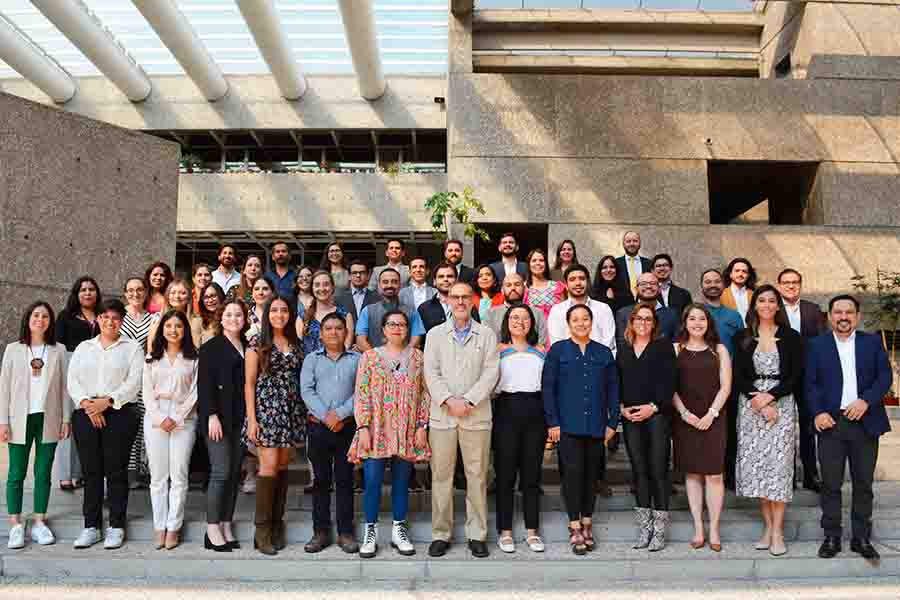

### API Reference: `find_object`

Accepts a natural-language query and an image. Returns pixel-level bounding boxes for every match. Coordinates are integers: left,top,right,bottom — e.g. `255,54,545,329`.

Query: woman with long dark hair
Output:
1,302,69,549
199,299,249,552
244,295,305,555
672,303,732,552
191,263,213,314
193,282,225,346
246,275,275,348
321,241,350,291
54,275,101,491
525,249,566,322
550,239,578,281
493,304,546,554
145,262,174,315
121,277,154,489
475,264,503,320
618,303,677,551
734,285,800,556
294,265,315,312
143,310,199,550
591,255,634,314
232,254,263,305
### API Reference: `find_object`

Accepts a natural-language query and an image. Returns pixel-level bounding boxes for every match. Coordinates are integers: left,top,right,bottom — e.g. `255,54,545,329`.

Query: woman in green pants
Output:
0,301,71,549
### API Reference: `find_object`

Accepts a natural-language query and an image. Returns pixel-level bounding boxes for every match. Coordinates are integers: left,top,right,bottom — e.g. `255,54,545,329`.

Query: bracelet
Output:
708,407,720,418
356,425,369,432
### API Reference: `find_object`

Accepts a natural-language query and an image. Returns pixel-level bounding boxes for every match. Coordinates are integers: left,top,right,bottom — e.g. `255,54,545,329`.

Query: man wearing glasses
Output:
336,259,381,326
614,273,679,351
777,268,827,492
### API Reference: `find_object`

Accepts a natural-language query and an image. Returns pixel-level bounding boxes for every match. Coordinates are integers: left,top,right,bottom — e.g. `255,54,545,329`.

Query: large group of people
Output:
0,231,891,563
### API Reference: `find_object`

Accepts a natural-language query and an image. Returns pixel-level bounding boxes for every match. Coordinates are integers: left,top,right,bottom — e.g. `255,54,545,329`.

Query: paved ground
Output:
2,577,900,599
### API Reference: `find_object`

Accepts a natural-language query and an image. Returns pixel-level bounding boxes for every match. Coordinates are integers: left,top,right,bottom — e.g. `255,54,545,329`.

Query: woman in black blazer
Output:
732,285,802,557
198,298,249,552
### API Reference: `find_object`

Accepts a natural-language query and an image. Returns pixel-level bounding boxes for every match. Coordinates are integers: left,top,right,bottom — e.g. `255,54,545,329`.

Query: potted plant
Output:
180,153,203,173
425,186,490,242
851,269,900,397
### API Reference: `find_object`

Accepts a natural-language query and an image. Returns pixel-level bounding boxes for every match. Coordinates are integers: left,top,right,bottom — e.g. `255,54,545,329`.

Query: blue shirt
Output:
706,304,743,358
542,339,620,439
299,348,360,421
265,268,297,299
356,303,426,338
453,319,473,344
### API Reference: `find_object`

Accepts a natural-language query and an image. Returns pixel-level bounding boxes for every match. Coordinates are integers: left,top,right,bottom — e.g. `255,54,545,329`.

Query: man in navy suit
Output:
806,294,892,560
489,232,528,285
615,231,652,296
443,239,476,287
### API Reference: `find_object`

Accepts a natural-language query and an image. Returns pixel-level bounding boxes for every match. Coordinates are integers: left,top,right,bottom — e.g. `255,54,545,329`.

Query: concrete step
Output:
2,539,898,583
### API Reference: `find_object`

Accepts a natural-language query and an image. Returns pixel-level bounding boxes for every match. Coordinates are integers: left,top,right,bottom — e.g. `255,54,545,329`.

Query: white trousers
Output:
144,419,196,532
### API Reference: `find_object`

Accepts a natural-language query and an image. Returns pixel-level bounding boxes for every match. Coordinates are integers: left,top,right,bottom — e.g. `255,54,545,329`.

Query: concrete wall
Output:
178,172,447,233
0,74,448,132
0,92,179,350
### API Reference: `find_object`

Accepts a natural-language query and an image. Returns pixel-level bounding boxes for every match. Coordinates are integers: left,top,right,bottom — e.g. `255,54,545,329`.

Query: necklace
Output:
29,344,47,376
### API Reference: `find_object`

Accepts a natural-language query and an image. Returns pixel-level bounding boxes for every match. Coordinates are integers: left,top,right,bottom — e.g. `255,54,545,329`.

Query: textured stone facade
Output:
0,92,179,350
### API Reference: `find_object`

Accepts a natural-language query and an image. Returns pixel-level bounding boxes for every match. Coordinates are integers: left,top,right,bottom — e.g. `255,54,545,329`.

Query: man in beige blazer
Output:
424,282,499,559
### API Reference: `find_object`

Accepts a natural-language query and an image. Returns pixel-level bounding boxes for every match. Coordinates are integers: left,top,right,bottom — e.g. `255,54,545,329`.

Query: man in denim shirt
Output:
299,312,360,554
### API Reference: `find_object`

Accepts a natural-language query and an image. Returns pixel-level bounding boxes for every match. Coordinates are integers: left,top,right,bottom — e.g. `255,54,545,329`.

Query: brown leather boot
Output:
271,470,289,550
253,476,277,555
304,530,332,553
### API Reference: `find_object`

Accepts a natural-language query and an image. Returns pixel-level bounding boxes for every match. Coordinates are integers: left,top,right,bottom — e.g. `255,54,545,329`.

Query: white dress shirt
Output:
142,352,199,428
212,267,241,294
503,257,518,278
834,332,859,410
784,301,802,334
731,284,750,324
28,344,48,414
67,336,144,410
351,285,368,317
409,281,431,309
546,298,617,356
626,255,645,281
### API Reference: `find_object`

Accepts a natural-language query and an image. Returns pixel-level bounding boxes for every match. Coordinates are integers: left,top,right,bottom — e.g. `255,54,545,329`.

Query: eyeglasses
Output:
780,280,801,286
204,295,219,302
637,282,659,288
633,316,654,323
385,322,408,329
448,294,471,302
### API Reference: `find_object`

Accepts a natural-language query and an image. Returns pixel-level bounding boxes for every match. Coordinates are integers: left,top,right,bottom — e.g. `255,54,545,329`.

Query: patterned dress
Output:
246,306,263,349
527,280,566,321
244,346,306,448
121,310,153,476
347,347,431,464
736,349,795,502
297,303,349,356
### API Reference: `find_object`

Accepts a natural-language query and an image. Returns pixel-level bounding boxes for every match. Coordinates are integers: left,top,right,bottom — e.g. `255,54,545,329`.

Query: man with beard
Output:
651,253,692,318
369,239,410,291
211,244,241,295
808,295,891,560
484,273,548,348
699,268,745,490
547,265,616,354
721,258,757,326
265,241,297,299
443,239,476,287
356,268,424,351
419,263,479,339
615,231,652,296
489,233,528,285
614,273,678,350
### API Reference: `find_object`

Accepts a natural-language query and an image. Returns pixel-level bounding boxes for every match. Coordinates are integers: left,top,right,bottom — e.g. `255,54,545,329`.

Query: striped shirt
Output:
496,346,545,393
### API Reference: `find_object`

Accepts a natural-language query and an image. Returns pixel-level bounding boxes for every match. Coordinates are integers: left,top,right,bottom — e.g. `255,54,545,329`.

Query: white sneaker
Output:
526,534,545,553
391,520,415,556
7,524,25,549
30,522,56,545
103,527,125,549
73,527,102,549
360,523,378,558
497,534,515,554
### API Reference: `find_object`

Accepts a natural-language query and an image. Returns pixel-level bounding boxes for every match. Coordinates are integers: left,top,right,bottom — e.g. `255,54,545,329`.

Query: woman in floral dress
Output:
349,309,430,558
525,249,566,326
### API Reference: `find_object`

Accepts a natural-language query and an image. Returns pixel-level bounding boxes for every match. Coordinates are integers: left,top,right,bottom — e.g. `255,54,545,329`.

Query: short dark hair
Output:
385,238,405,249
651,253,673,269
97,298,126,318
777,268,803,284
18,301,56,346
149,309,198,361
700,268,723,285
432,261,457,282
271,241,290,253
500,305,539,346
498,232,517,244
348,258,369,272
217,244,237,257
829,294,860,312
320,311,347,329
409,256,428,268
443,239,463,253
564,264,590,282
566,303,593,323
379,267,401,282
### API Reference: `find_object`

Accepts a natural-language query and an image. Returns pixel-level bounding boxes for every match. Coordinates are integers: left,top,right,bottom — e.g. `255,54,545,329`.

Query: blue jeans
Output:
363,457,413,523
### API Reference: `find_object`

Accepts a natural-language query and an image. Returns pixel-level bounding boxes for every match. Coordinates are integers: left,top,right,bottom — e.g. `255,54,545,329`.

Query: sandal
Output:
568,526,587,556
581,520,595,552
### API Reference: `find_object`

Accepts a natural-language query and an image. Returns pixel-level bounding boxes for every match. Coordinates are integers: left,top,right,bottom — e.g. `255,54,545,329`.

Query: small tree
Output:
425,187,490,242
852,269,900,396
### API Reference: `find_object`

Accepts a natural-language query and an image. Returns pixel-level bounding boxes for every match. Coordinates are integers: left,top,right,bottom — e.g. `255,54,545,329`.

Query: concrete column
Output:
236,0,306,100
336,0,386,100
0,13,75,103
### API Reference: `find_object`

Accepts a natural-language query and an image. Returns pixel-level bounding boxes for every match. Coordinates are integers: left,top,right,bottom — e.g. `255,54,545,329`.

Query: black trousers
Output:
818,416,879,539
796,389,820,482
492,392,545,532
622,413,671,510
72,405,139,529
558,433,605,522
307,422,355,535
206,425,243,524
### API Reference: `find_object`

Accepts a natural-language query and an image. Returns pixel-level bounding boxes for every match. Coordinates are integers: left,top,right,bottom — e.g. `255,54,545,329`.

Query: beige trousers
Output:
429,427,491,542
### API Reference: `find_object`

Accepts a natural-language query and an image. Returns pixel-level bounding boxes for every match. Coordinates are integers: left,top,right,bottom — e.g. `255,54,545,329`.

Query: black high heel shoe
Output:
226,540,241,550
205,533,232,552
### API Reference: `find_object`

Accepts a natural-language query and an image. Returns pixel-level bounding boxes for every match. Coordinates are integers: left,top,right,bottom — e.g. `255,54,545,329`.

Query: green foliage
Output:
851,269,900,334
424,187,490,242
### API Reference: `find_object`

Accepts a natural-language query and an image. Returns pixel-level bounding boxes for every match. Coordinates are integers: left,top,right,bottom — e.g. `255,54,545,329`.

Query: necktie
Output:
629,257,638,295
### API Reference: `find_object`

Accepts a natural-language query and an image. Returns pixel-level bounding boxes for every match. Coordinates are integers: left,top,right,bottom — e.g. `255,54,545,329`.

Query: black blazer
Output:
664,283,693,317
733,325,802,401
615,255,653,286
457,264,477,287
198,335,246,436
336,287,381,323
489,260,528,285
798,299,826,339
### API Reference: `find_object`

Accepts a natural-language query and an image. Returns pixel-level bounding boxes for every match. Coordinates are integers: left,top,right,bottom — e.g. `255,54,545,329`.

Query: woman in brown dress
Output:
672,303,732,553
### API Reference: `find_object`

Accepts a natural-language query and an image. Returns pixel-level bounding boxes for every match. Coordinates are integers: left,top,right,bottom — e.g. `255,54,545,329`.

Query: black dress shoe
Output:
227,540,241,550
204,534,232,552
851,538,880,560
428,540,450,557
468,539,489,558
803,477,823,493
818,536,842,558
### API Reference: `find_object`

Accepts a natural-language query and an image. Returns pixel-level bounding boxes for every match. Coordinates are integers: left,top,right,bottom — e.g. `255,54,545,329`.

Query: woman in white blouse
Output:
0,302,70,549
143,310,199,550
